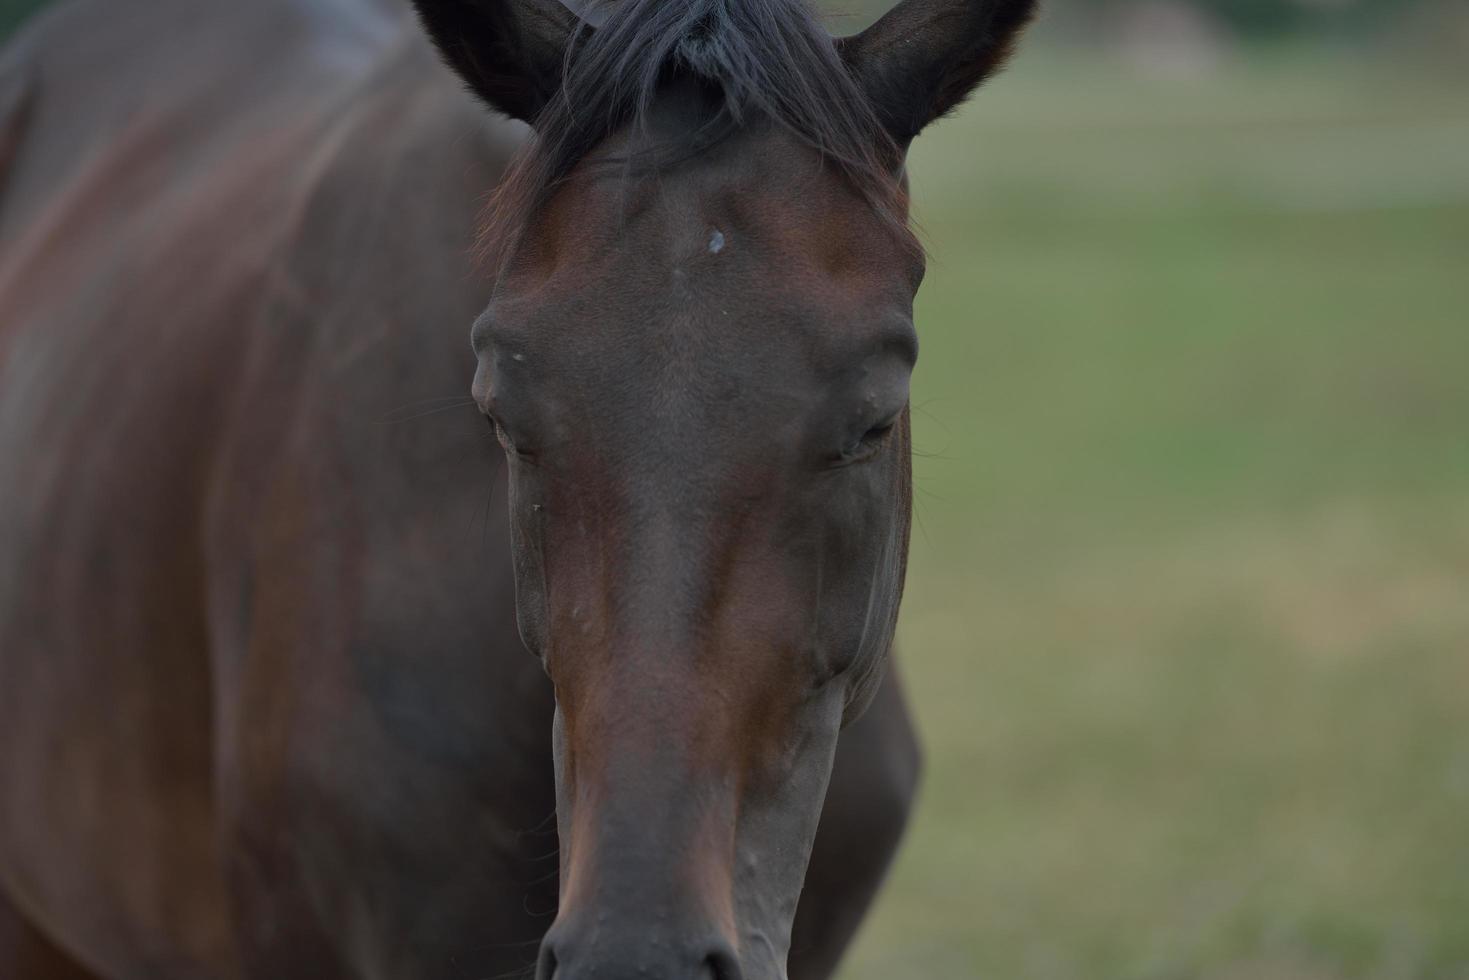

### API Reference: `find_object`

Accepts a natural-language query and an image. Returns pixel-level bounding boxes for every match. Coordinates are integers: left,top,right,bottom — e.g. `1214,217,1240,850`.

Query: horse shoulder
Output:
0,2,530,976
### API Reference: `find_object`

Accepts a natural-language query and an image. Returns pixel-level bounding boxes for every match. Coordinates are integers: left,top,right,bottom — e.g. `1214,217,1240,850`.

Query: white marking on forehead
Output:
708,228,726,254
512,353,526,362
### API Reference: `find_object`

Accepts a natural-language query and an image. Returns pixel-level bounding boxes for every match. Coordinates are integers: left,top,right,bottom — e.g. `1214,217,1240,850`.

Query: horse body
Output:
0,2,564,975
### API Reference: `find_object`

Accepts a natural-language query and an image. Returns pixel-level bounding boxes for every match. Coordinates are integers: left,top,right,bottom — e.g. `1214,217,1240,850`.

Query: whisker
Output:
391,394,480,408
522,865,562,887
376,397,479,425
523,893,559,918
518,808,559,838
912,494,934,549
473,956,541,980
478,462,504,551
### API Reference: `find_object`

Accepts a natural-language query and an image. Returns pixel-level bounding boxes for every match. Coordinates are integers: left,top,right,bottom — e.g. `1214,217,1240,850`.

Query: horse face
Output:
471,110,919,975
415,0,1037,973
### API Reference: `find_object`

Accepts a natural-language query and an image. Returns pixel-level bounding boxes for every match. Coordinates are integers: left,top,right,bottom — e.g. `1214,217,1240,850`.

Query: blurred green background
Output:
5,0,1468,978
830,3,1469,979
0,0,45,38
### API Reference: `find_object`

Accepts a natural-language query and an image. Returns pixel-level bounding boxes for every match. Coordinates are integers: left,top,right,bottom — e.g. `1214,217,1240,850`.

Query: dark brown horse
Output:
0,0,1035,977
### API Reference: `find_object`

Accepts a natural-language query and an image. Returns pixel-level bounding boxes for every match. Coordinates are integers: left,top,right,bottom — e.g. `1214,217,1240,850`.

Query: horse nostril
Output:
705,944,744,980
539,927,738,980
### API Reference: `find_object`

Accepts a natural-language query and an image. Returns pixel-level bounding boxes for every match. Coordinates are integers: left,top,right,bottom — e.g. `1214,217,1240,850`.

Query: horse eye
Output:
837,418,898,464
862,420,897,445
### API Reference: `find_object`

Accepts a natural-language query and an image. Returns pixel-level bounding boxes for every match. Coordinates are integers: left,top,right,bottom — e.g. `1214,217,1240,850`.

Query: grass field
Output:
842,46,1469,980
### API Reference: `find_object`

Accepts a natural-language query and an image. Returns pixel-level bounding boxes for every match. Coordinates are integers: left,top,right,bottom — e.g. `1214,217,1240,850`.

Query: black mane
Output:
481,0,912,264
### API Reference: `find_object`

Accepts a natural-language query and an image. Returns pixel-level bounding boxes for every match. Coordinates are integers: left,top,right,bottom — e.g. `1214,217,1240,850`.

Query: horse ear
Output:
839,0,1039,145
412,0,585,124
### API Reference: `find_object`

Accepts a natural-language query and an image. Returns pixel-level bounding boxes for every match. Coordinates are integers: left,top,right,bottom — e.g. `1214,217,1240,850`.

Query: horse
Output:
0,0,1036,976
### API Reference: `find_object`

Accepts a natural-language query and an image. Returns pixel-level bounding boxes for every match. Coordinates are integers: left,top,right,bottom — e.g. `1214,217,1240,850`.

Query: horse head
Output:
411,0,1037,975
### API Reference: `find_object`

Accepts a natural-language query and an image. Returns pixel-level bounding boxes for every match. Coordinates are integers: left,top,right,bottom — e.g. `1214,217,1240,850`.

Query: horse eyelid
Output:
834,418,898,466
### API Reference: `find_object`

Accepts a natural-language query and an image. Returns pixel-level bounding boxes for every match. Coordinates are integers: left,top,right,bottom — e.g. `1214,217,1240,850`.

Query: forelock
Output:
478,0,916,272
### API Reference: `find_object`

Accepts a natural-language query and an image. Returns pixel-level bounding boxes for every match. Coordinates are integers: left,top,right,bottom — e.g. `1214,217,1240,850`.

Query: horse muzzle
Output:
537,925,745,980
